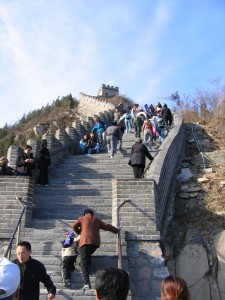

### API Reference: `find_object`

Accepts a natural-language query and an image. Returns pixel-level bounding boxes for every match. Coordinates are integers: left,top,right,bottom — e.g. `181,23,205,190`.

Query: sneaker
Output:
82,283,91,290
63,279,71,288
109,156,113,159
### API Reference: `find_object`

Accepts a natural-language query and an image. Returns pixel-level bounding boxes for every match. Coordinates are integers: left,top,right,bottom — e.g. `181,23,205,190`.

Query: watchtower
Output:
97,84,119,97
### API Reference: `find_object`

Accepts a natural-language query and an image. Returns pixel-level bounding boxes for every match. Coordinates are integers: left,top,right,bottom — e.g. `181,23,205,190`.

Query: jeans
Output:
97,132,105,145
156,128,165,143
124,119,131,133
134,125,141,138
88,144,100,154
117,138,122,150
106,135,117,157
143,130,152,150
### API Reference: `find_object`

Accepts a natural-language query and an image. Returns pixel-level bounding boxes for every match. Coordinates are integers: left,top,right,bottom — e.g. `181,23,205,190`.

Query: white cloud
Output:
0,0,225,127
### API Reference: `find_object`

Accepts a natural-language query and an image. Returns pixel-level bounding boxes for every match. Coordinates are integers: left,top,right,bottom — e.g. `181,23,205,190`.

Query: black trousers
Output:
132,165,145,178
38,163,48,185
62,256,77,279
79,244,98,285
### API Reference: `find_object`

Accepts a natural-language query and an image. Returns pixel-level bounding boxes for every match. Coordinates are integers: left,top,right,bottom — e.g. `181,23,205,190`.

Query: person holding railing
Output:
71,209,119,290
129,138,154,179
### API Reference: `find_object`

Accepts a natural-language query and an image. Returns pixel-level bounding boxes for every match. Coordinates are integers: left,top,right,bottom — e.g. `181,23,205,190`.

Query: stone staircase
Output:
15,132,156,299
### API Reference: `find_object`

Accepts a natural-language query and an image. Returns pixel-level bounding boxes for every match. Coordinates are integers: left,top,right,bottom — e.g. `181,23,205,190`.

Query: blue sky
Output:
0,0,225,127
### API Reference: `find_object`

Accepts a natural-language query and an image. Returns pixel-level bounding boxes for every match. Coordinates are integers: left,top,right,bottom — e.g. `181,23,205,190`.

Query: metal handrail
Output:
4,197,25,259
116,199,131,269
191,125,206,168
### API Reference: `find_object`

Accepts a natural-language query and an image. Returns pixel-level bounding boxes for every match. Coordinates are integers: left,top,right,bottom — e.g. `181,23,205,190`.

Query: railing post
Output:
116,199,131,269
117,207,122,269
4,197,25,259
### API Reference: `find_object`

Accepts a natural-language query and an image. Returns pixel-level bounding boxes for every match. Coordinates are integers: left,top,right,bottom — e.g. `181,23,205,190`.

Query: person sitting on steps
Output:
87,133,100,154
79,134,89,154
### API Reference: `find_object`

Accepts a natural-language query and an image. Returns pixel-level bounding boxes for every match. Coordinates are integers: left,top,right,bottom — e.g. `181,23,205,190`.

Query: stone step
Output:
20,228,121,240
30,219,115,227
47,173,134,179
34,179,112,185
35,183,112,190
31,212,114,220
40,289,96,300
34,190,112,197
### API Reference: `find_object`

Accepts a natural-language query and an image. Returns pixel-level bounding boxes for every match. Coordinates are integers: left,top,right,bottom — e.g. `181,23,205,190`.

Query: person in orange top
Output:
142,119,153,151
71,209,119,290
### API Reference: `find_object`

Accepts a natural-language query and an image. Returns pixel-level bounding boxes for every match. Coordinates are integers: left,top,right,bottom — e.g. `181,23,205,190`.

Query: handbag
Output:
128,159,132,166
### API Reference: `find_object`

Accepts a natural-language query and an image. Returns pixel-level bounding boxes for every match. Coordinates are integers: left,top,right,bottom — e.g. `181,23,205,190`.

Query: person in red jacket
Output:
71,209,119,290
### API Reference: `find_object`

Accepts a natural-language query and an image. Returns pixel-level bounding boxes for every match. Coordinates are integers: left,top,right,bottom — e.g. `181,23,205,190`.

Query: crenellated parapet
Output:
98,84,119,97
6,109,114,170
78,92,115,118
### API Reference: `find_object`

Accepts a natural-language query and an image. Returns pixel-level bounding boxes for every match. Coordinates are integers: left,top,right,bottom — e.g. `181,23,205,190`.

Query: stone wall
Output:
112,179,164,300
6,112,112,170
0,177,34,238
1,110,113,247
78,92,115,118
111,115,185,300
147,115,185,235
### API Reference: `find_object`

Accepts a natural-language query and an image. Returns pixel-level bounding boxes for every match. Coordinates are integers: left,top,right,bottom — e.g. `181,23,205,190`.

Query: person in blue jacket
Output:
91,117,107,145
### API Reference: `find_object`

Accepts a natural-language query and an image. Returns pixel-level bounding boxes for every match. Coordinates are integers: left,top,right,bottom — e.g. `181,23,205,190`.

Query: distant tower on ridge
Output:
97,84,119,97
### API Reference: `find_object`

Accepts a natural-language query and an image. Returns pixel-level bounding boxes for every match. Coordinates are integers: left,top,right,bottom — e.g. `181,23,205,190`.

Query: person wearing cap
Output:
129,138,154,178
13,241,56,300
71,209,119,290
61,230,80,288
0,257,20,300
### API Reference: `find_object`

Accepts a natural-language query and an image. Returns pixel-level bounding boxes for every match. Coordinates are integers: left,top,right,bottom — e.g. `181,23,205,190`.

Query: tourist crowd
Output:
0,101,183,300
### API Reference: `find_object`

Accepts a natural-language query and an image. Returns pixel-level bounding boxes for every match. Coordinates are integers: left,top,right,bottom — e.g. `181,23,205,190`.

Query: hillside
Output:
163,120,225,264
0,94,132,156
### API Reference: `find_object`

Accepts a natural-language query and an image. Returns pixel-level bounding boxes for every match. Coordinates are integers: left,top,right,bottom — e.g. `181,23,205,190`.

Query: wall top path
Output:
78,92,115,118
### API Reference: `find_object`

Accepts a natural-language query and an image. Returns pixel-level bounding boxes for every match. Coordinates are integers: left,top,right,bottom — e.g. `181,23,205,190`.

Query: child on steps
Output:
61,230,80,288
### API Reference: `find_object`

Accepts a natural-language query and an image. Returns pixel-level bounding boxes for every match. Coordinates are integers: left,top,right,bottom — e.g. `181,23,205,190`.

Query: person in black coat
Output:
16,145,36,176
162,103,173,126
13,241,56,300
130,138,154,178
38,139,51,186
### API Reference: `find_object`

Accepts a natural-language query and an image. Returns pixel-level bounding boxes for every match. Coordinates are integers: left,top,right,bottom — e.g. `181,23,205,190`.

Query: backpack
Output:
133,115,143,126
158,118,165,128
125,113,131,120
